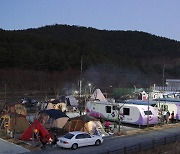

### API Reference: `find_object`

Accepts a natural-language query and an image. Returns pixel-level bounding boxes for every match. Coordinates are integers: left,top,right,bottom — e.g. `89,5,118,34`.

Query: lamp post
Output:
88,83,92,95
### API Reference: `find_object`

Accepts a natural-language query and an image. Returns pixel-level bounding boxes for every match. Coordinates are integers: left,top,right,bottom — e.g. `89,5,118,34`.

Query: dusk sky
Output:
0,0,180,41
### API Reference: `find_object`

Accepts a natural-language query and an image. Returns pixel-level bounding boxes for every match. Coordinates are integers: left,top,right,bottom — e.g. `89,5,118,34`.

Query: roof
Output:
166,79,180,82
41,109,69,119
125,99,156,106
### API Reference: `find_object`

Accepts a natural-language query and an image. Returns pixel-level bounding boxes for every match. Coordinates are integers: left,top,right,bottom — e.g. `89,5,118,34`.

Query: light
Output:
5,122,8,128
63,141,68,144
74,90,78,94
88,83,92,94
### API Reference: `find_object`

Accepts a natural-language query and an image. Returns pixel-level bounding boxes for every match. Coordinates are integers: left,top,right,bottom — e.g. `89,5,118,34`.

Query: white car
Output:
57,131,103,150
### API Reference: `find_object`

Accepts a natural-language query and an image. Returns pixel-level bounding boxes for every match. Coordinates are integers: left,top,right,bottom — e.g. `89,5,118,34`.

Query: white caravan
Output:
86,89,158,125
85,100,158,126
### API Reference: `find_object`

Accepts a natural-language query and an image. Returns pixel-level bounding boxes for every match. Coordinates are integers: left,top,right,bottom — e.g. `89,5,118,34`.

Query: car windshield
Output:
63,133,74,139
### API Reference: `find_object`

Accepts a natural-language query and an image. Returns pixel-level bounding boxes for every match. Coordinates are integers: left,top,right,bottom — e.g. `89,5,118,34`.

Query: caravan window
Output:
123,108,130,115
144,111,152,115
106,106,111,113
161,105,168,111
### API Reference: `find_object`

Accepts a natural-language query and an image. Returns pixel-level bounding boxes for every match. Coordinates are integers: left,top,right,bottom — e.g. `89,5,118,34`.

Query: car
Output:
57,131,103,150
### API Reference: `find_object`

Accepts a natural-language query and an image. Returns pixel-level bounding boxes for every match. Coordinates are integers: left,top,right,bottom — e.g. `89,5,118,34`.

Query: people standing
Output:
170,111,174,123
165,111,170,124
51,134,58,147
104,121,111,132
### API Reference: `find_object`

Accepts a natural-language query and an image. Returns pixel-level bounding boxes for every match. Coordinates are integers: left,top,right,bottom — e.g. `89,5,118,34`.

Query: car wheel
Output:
95,140,101,146
71,143,78,150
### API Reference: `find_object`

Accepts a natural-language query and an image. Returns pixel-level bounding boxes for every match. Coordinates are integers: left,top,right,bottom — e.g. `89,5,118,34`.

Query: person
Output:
165,111,170,124
94,128,99,136
51,134,58,147
104,121,111,132
39,136,46,149
170,111,174,123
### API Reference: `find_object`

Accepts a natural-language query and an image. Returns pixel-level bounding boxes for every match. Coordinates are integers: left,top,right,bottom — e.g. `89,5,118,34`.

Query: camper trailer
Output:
85,101,158,126
125,99,180,121
86,89,158,125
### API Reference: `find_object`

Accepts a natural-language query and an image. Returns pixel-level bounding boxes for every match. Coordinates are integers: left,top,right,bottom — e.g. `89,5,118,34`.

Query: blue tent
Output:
41,109,68,119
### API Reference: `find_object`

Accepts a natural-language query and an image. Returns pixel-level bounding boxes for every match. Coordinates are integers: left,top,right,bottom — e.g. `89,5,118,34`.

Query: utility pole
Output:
162,65,165,91
79,58,83,115
147,88,150,128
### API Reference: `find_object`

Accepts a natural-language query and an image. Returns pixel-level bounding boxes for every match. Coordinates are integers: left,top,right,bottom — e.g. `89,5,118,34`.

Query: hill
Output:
0,24,180,93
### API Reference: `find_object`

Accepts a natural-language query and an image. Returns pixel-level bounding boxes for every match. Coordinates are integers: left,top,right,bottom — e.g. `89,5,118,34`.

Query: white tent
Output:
90,89,107,102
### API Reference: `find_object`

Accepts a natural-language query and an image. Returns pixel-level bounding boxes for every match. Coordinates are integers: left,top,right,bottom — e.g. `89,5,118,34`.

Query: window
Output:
75,134,84,139
161,105,168,111
106,106,111,113
144,111,152,115
64,133,74,139
83,134,91,138
123,108,130,115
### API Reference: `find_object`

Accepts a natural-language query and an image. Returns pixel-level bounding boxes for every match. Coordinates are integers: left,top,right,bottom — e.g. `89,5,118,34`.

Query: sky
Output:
0,0,180,41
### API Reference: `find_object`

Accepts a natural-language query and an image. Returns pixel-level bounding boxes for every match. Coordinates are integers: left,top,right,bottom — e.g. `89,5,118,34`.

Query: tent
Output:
46,101,67,112
90,89,108,102
38,109,69,129
0,103,27,116
65,95,78,107
20,119,52,141
0,113,30,137
64,115,108,136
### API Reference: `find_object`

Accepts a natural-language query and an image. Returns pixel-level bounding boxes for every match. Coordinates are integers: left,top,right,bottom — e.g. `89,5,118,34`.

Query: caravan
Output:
85,101,158,126
85,89,158,126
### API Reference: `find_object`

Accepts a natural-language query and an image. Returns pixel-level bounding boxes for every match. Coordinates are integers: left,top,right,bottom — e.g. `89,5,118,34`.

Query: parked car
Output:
57,131,103,150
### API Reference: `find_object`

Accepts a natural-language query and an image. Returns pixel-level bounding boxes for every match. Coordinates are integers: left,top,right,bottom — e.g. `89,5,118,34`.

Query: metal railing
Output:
103,134,180,154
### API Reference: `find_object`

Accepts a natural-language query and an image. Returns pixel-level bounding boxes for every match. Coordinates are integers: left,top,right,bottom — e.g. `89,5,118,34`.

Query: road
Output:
26,124,180,154
0,138,30,154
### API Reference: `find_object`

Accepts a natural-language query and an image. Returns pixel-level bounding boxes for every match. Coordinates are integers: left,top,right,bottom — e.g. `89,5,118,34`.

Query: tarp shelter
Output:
0,113,30,135
38,109,69,129
64,115,108,136
20,119,52,141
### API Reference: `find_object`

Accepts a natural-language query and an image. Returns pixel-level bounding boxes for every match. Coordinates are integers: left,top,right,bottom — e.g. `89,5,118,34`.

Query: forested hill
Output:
0,24,180,77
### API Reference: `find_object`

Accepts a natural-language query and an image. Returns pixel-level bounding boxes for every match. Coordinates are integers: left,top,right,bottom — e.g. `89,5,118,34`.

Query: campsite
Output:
0,89,180,154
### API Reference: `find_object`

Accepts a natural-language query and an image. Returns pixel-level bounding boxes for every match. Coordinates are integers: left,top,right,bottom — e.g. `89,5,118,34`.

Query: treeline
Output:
0,24,180,93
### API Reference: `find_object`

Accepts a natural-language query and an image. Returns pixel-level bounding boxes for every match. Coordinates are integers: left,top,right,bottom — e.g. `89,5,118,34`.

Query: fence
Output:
103,134,180,154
